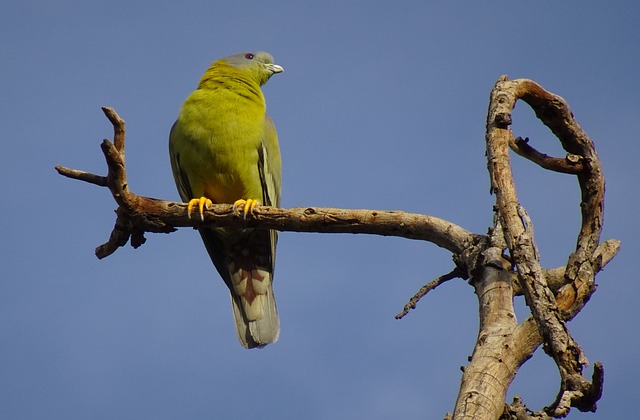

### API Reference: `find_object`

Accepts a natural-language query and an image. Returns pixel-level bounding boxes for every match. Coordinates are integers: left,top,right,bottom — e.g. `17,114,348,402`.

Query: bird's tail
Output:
198,227,279,348
229,279,279,348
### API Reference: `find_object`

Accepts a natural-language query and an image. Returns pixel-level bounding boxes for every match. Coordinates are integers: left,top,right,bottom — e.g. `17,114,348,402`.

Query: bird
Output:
169,51,283,348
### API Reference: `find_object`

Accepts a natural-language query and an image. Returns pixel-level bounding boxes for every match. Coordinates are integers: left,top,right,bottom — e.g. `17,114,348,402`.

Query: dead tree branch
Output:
509,136,584,174
395,267,464,319
457,75,608,419
56,108,482,260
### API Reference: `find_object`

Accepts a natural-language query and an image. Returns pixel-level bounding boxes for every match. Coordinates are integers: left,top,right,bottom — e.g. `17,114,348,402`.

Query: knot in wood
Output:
494,112,512,127
566,154,582,164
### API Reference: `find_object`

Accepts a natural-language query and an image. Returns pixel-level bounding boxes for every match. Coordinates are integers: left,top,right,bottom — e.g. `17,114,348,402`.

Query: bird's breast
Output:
176,89,268,203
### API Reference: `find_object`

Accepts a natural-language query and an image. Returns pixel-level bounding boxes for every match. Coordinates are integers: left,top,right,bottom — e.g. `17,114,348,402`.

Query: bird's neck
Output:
198,63,263,99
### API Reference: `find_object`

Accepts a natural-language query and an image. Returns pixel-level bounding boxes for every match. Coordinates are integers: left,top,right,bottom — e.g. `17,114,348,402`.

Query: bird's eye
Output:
245,53,254,60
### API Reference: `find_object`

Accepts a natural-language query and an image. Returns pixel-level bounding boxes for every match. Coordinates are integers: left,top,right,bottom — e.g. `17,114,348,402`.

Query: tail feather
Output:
198,227,279,348
230,284,279,348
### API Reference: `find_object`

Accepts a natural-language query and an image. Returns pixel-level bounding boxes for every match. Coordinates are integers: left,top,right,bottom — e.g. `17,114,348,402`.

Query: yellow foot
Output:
233,198,259,219
187,197,213,222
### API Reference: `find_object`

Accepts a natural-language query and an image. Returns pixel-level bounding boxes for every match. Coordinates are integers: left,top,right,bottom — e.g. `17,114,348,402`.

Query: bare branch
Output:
506,81,607,316
486,76,607,416
394,267,464,319
451,76,617,419
102,106,126,152
55,165,108,187
509,136,583,174
56,108,480,261
511,239,619,298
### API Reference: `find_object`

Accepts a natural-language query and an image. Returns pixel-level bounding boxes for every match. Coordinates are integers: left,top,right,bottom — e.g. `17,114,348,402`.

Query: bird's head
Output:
218,51,284,86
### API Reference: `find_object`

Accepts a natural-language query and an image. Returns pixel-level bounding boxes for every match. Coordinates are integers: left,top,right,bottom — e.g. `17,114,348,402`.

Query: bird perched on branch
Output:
169,52,283,348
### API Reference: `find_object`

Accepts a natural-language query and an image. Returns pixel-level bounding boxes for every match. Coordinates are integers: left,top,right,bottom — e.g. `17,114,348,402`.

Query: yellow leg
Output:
233,198,259,219
187,197,213,222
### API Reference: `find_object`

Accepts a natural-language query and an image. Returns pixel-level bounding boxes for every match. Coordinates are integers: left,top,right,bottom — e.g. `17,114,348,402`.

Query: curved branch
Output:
486,76,607,416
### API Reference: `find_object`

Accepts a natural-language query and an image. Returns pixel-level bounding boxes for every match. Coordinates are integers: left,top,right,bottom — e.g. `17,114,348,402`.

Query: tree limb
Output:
55,108,481,260
485,76,607,417
509,136,583,174
395,267,464,319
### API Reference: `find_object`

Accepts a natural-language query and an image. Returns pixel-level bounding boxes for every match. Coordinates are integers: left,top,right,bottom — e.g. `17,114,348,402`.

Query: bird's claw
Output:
187,197,213,222
233,198,259,219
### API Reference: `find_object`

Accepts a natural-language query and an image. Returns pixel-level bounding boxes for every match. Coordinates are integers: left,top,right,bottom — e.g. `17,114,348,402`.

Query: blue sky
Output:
2,1,638,419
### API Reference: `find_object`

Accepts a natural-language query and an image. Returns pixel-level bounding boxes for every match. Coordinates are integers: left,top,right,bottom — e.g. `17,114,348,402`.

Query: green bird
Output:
169,52,283,348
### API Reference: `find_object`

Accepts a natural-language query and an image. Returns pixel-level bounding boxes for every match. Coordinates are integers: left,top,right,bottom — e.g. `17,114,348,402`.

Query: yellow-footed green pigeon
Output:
169,51,283,348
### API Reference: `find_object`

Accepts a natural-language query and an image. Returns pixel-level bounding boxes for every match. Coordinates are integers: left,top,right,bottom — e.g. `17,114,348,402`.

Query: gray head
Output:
217,51,284,85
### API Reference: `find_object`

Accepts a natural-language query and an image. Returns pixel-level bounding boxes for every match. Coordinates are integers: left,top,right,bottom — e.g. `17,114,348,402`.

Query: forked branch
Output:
482,76,609,418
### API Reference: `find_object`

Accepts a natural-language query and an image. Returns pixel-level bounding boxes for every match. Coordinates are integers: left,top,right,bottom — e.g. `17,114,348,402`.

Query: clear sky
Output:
2,1,638,419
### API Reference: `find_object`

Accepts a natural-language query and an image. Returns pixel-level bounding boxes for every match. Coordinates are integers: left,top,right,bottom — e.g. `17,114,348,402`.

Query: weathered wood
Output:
451,76,609,419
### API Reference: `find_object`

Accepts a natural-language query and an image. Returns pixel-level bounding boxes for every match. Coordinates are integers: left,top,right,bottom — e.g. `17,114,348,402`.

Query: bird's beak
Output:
267,64,284,74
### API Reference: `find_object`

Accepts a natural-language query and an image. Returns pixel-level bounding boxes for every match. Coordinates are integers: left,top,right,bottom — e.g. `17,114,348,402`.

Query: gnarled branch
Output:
482,76,607,417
